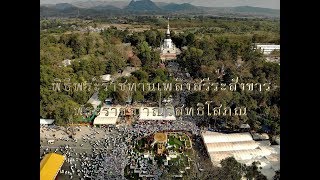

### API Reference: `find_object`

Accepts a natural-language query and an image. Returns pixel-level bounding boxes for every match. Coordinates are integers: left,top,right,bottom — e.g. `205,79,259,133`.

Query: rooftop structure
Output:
100,74,111,82
61,59,72,67
40,153,65,180
254,43,280,55
93,106,121,125
154,132,167,143
153,132,167,155
201,131,280,179
138,107,176,121
40,119,54,125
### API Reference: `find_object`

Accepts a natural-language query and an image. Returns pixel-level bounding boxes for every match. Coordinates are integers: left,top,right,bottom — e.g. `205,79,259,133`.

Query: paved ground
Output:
40,125,125,179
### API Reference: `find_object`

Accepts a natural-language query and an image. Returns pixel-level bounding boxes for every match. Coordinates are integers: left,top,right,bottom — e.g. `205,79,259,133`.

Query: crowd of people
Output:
40,117,204,179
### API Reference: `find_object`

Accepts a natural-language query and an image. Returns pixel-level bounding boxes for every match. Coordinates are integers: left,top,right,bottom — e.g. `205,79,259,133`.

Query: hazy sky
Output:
40,0,280,9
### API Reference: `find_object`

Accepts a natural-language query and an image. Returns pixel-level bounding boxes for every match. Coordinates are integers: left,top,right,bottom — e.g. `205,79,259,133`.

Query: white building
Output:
201,131,280,179
138,107,176,121
100,74,111,82
61,59,72,67
40,119,54,125
254,44,280,55
160,18,181,62
93,106,121,125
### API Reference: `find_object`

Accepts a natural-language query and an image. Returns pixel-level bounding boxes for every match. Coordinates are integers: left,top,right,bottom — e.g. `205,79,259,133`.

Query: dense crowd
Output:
40,117,203,179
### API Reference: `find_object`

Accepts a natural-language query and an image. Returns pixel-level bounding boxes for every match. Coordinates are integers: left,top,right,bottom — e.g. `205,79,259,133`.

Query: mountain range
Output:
40,0,280,9
40,0,280,18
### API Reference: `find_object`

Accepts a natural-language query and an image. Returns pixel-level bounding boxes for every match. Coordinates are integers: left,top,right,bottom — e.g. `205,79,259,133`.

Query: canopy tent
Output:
202,132,253,143
205,140,258,153
93,106,121,125
40,119,54,125
93,116,118,125
100,74,111,82
139,107,176,121
201,131,280,179
40,153,65,180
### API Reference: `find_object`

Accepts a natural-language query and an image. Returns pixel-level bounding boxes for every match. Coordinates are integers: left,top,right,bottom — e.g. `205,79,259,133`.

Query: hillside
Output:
232,6,280,16
72,0,129,9
55,3,77,10
40,0,280,18
125,0,160,11
161,3,199,12
91,5,121,11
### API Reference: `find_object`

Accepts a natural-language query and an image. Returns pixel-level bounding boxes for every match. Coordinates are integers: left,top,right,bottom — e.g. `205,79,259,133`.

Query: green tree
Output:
223,68,236,84
186,92,208,107
136,41,153,66
132,70,149,81
130,32,146,46
172,33,186,48
133,91,144,102
67,33,86,58
54,99,81,125
72,90,90,105
186,33,195,46
245,162,267,180
145,30,158,47
128,55,141,67
218,157,244,180
180,47,203,77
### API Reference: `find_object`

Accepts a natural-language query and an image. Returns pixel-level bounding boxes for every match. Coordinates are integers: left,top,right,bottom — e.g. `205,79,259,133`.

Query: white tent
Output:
40,119,54,125
93,117,118,125
61,59,72,67
254,44,280,55
201,131,278,170
138,107,176,121
205,141,258,153
202,132,253,143
100,74,111,82
93,106,121,125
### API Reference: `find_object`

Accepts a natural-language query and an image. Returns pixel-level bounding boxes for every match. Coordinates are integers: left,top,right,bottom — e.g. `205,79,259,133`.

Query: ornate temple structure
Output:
153,132,167,155
160,18,181,62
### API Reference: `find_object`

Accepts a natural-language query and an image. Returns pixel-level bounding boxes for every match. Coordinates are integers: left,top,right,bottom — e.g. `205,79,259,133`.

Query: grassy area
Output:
168,136,183,147
174,138,183,147
179,134,192,148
